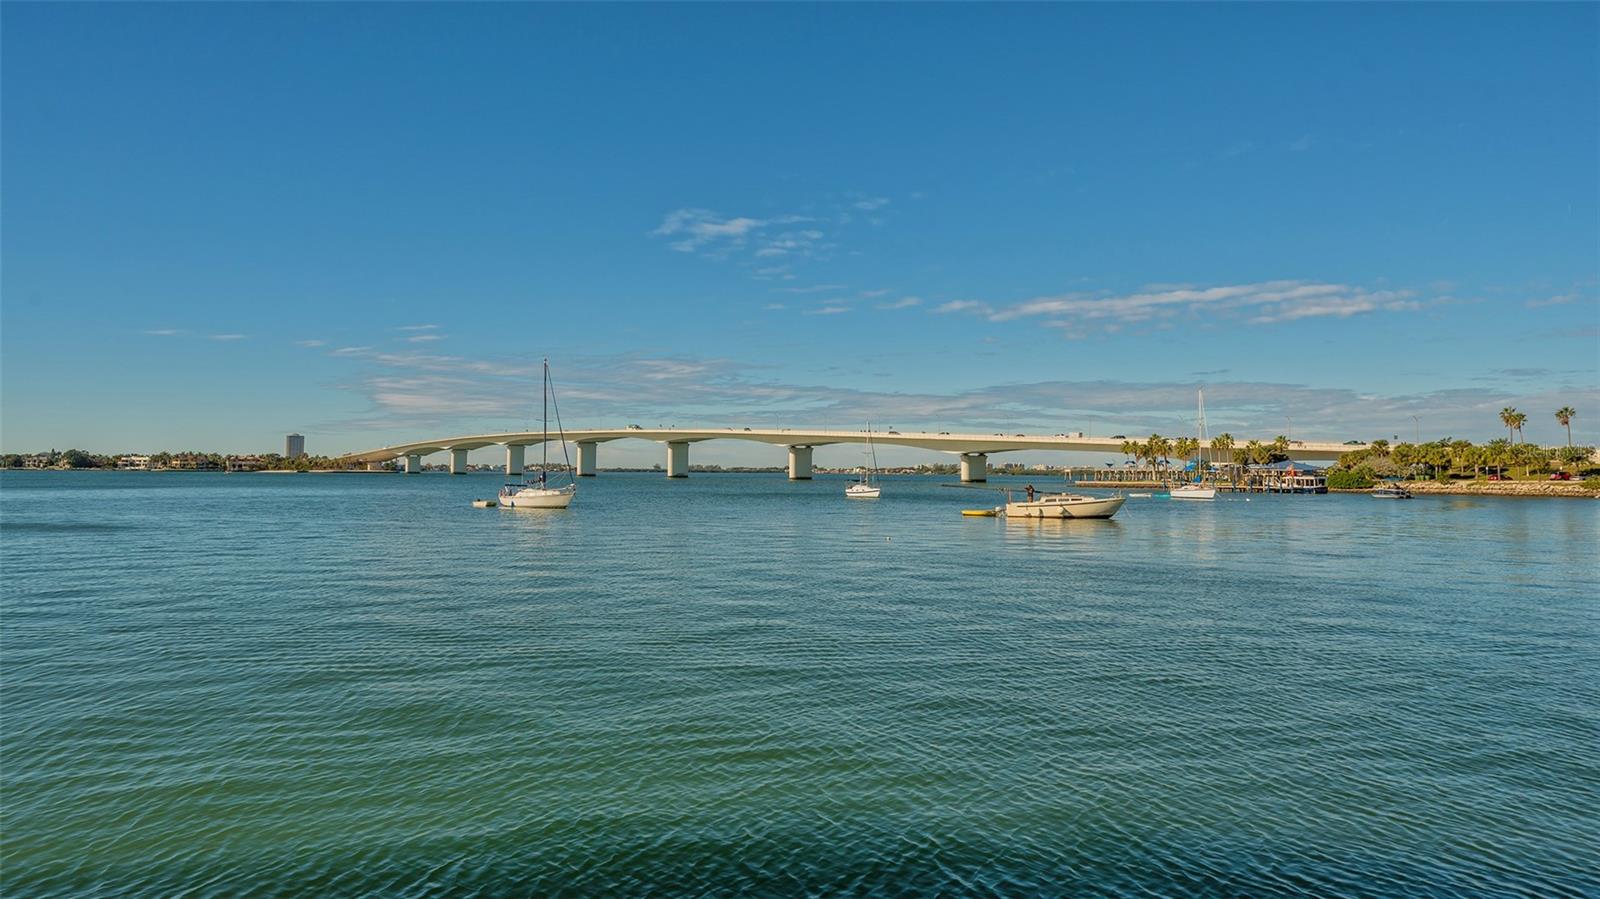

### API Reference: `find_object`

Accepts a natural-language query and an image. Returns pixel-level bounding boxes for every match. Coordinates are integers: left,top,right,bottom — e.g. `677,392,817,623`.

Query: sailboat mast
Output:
868,422,878,482
542,358,549,471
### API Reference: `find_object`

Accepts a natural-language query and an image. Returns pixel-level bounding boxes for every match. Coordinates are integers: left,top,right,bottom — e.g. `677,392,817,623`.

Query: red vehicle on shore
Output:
1549,471,1573,481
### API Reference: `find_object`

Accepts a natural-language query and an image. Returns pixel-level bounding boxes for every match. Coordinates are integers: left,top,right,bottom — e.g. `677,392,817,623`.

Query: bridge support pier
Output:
665,441,689,478
787,445,813,480
575,441,598,476
960,452,988,483
505,445,525,476
449,448,468,474
404,453,423,474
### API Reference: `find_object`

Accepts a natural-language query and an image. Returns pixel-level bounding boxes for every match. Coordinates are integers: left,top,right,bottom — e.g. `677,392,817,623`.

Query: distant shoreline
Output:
1329,482,1598,498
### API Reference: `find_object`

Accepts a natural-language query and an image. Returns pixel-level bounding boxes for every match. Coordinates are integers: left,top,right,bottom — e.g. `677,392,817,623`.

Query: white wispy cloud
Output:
404,334,445,343
859,288,892,298
398,324,439,332
954,280,1423,330
652,208,812,258
878,297,922,310
934,300,993,315
852,196,890,211
755,228,827,259
804,304,851,316
1526,293,1577,309
332,346,373,356
779,283,847,294
753,265,796,281
297,339,327,348
208,333,247,341
142,328,186,336
322,347,1598,446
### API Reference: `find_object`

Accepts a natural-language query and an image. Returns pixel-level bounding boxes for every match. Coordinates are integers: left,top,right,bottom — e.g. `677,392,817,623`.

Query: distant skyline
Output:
3,3,1596,466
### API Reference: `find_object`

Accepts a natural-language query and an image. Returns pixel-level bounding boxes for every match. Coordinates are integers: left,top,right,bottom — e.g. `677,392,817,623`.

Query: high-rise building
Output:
285,434,306,458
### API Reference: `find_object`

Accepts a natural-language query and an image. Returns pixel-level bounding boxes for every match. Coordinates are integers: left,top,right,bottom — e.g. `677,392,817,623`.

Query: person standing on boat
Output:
1026,484,1036,502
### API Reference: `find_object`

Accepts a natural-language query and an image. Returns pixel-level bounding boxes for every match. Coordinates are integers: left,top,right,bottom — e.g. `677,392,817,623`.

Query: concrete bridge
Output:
340,428,1364,482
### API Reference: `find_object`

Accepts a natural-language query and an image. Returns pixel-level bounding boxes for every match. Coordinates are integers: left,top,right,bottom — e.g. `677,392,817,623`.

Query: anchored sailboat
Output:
845,422,882,498
1171,388,1217,500
499,358,577,509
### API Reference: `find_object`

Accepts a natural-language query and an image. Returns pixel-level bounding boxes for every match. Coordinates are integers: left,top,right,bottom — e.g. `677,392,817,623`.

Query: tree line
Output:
2,450,349,471
1117,433,1292,468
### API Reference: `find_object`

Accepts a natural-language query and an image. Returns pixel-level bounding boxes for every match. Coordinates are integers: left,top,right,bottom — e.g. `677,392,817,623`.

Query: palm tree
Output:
1510,411,1527,446
1500,407,1519,444
1147,434,1172,469
1211,432,1234,458
1172,437,1199,463
1556,407,1576,447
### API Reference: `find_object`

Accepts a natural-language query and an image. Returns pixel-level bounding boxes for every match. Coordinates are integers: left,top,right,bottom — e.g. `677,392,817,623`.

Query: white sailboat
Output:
1005,491,1126,519
845,422,881,498
499,358,577,509
1171,387,1217,500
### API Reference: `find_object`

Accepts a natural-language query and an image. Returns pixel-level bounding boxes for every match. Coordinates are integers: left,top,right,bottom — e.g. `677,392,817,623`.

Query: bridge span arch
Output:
342,427,1365,482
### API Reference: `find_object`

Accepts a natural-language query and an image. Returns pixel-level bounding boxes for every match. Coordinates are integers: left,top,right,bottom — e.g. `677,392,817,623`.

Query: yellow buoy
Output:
962,508,999,517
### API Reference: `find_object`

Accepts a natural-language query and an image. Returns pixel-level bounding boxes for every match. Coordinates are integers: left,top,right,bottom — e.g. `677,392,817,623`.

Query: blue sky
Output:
3,3,1596,466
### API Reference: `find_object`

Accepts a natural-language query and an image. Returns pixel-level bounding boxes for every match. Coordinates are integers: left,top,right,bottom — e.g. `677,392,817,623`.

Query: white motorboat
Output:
1005,492,1126,519
846,421,882,499
1170,485,1217,500
499,358,577,510
1371,484,1413,499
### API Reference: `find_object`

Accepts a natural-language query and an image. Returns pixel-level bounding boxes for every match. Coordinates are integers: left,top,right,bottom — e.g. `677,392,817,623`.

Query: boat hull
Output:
500,484,576,509
845,485,881,499
1005,494,1125,519
1170,486,1217,500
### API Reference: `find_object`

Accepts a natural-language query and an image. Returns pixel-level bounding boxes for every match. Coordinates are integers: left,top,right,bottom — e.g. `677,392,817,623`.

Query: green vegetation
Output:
1326,468,1376,489
1,450,350,471
1556,406,1576,446
1335,437,1595,481
1331,406,1592,482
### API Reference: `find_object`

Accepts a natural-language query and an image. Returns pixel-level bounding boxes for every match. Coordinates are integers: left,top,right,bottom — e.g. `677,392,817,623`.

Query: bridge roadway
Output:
341,428,1364,482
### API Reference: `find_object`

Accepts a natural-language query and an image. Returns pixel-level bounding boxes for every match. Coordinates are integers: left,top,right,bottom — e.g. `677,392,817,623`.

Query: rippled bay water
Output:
2,470,1597,896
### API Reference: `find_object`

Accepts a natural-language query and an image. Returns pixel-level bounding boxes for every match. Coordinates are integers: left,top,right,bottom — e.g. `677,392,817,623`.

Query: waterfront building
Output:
285,434,306,458
167,454,221,471
22,453,55,469
1249,461,1328,494
117,455,152,470
226,455,267,472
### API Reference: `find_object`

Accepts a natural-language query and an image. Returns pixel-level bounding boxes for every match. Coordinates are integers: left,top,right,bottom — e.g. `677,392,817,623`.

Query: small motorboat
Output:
1371,484,1413,499
961,507,1000,517
1128,492,1153,498
1170,484,1217,500
471,499,497,508
1005,492,1126,520
845,483,881,499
